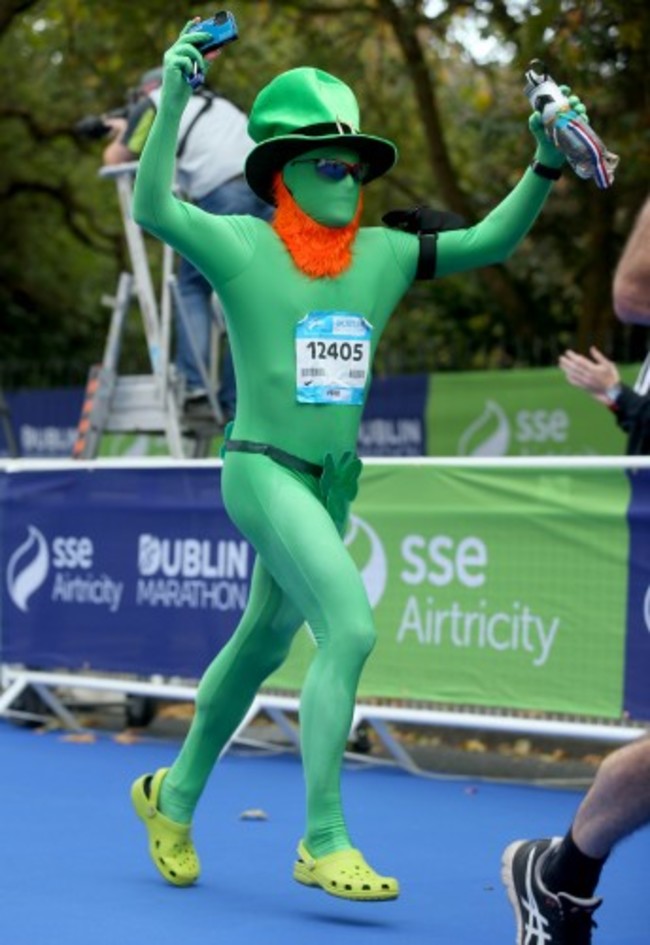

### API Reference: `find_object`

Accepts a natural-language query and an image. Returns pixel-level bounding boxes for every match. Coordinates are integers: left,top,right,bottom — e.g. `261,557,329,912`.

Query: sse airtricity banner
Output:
268,464,631,718
1,462,646,721
426,365,639,457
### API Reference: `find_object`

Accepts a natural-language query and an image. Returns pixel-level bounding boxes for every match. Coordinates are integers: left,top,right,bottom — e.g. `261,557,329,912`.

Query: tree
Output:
1,0,648,388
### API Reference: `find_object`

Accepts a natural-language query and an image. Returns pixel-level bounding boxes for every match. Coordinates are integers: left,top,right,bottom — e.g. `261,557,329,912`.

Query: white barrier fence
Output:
1,456,649,771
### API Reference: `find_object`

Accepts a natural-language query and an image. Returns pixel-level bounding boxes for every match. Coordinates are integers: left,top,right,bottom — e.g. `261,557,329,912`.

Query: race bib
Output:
295,311,373,405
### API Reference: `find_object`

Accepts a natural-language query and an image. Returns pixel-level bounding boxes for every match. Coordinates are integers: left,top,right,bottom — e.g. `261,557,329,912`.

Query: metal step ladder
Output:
0,387,19,457
72,162,224,460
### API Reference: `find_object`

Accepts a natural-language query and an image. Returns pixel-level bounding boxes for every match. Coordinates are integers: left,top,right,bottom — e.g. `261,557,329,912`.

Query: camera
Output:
187,10,238,54
74,107,128,140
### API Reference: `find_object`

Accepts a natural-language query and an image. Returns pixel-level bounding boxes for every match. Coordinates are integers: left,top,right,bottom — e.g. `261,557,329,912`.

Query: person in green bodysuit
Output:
130,21,582,901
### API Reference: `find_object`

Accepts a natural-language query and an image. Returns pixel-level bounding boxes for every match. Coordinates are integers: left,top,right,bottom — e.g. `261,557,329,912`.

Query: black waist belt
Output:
225,439,324,478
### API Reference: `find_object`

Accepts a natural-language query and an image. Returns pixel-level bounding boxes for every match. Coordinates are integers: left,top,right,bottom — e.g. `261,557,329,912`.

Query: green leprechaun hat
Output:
245,67,398,204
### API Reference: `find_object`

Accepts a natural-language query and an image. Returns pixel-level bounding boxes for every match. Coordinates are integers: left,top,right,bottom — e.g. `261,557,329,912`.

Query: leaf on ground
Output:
239,808,268,821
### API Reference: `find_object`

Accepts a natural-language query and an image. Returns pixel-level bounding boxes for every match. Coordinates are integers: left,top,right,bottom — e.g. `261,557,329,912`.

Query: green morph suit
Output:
133,62,555,860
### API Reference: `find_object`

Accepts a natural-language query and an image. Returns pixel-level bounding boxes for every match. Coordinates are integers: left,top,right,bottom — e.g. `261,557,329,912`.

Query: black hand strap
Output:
176,90,216,159
530,160,562,181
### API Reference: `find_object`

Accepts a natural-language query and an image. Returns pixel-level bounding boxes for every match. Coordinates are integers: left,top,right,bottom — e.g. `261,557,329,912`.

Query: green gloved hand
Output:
320,451,363,534
159,20,211,111
528,86,589,169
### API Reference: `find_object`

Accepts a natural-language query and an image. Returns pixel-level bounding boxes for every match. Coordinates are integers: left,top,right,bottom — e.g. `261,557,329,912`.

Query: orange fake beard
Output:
271,172,363,279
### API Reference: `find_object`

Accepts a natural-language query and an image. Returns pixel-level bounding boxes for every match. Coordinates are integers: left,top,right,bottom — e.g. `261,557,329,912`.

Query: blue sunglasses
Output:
291,157,370,183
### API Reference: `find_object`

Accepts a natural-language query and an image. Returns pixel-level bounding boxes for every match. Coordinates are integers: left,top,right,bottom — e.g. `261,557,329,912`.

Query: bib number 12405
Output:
295,312,373,405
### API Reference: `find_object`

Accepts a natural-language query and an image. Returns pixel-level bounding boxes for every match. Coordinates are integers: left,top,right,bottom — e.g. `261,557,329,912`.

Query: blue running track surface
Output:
1,722,648,944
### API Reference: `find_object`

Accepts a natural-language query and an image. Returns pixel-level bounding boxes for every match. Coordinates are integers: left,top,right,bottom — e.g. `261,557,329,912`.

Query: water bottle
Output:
524,60,619,189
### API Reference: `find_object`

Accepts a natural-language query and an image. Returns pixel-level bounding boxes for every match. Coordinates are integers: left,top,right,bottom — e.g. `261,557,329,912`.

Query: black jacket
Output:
612,386,650,455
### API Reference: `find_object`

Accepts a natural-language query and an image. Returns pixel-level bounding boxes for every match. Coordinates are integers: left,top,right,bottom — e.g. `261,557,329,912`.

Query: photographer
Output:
101,68,163,166
102,63,271,417
74,76,148,150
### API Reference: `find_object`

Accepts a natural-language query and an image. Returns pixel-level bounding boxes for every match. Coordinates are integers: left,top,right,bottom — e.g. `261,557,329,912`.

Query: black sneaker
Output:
501,838,602,945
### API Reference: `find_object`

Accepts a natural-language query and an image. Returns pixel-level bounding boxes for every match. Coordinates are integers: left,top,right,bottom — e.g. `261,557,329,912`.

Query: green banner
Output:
98,432,224,457
426,365,639,457
266,463,630,718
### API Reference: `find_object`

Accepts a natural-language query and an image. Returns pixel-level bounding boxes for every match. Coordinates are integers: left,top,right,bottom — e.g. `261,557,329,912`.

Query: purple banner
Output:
2,467,251,678
0,389,83,458
623,468,650,719
0,378,429,458
358,374,427,456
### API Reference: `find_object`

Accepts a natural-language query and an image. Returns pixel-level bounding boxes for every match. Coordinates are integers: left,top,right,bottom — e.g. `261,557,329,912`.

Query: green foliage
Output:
1,0,648,389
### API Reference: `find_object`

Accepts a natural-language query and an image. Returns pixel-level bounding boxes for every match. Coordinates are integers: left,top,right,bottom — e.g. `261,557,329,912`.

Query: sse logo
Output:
459,400,569,457
6,527,95,612
6,526,50,612
344,514,387,608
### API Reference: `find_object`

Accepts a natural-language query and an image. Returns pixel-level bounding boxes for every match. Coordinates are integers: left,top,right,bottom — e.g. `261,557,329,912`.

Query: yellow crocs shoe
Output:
293,839,399,901
130,768,200,887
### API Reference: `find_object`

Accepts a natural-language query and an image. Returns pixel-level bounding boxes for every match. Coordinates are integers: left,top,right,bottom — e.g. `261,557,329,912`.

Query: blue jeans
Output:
176,177,272,413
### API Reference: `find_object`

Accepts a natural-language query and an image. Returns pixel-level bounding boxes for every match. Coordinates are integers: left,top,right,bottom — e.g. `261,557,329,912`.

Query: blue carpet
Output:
1,721,648,944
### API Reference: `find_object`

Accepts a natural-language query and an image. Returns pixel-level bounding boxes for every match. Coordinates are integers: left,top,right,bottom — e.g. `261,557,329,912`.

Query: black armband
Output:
416,234,438,280
382,206,467,281
530,160,563,181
